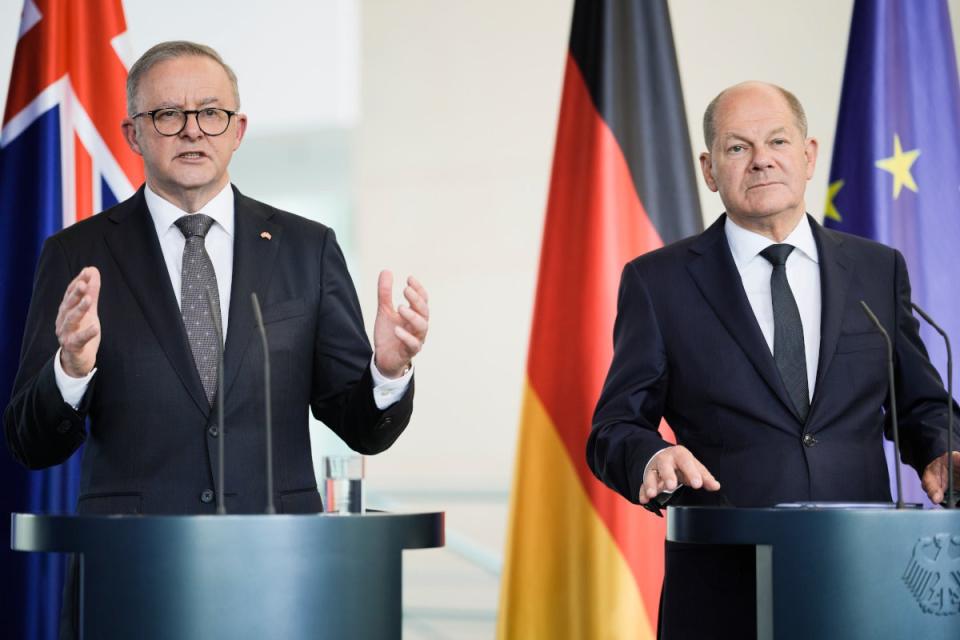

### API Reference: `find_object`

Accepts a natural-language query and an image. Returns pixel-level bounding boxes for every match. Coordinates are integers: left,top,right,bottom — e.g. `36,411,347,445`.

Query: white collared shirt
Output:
724,213,821,398
145,183,235,336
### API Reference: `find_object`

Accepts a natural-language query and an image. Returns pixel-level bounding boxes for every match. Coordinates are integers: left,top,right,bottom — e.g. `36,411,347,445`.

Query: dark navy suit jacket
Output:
4,185,413,515
589,214,954,510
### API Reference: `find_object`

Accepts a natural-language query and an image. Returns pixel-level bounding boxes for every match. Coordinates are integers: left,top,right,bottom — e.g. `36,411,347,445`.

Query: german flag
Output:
498,1,702,637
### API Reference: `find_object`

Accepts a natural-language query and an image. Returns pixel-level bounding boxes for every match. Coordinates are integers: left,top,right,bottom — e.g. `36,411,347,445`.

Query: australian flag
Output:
825,0,960,506
0,1,142,637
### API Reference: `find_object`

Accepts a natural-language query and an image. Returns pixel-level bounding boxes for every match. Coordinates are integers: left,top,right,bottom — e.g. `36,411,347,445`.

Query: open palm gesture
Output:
373,271,429,378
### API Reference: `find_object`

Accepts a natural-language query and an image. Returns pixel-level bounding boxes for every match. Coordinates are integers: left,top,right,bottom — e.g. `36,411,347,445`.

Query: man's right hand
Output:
56,267,101,378
638,444,721,505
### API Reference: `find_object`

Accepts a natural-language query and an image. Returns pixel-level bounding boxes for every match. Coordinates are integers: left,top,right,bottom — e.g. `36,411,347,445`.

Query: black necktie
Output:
175,214,223,405
760,244,809,421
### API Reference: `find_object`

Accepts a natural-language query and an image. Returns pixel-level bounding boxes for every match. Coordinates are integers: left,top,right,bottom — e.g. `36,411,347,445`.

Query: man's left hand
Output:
373,271,429,378
921,450,960,505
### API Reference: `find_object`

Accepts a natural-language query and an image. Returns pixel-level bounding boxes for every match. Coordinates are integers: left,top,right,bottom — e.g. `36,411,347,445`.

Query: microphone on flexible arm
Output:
251,293,276,514
859,300,905,509
205,287,227,515
910,303,956,509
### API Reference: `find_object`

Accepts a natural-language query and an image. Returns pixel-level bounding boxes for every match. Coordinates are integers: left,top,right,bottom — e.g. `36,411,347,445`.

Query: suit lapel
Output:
686,215,804,426
222,188,283,398
809,219,853,418
104,188,210,415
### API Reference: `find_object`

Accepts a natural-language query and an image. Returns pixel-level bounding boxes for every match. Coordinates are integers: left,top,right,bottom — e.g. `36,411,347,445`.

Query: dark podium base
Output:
12,511,444,640
668,506,960,640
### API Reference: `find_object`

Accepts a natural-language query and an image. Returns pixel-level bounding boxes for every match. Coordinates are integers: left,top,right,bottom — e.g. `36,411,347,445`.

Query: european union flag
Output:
825,0,960,506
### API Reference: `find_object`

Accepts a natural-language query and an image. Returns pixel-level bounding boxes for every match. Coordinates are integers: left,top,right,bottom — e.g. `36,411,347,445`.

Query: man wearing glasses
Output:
4,41,427,521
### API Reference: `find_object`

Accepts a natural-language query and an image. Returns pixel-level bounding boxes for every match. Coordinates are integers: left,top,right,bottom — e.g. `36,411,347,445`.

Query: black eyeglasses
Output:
131,108,238,137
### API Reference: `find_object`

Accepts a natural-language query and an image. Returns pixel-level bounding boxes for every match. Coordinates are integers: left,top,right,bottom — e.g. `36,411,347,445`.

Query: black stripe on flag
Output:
569,0,703,244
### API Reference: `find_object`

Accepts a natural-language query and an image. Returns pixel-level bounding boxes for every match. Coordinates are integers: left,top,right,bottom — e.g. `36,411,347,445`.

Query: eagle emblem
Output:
902,533,960,615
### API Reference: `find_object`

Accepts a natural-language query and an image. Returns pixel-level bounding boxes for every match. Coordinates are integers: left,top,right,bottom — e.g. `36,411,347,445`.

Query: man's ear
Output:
231,113,248,151
700,152,718,193
804,136,819,180
121,118,143,156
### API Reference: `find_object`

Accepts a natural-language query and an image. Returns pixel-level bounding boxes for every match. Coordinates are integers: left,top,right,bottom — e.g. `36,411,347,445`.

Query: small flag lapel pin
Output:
260,231,272,240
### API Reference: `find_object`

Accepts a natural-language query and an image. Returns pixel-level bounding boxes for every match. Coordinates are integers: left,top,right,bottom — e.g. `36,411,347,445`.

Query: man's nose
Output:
180,113,203,139
751,147,774,171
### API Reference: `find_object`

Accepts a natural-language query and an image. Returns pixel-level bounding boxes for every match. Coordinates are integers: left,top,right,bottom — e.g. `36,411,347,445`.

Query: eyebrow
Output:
150,97,223,110
721,127,790,143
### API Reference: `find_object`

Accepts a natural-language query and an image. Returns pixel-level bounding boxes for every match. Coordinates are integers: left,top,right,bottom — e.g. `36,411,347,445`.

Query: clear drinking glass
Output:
323,455,365,514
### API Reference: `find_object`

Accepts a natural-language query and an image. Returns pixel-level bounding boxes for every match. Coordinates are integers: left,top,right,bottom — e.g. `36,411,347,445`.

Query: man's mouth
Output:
176,151,206,160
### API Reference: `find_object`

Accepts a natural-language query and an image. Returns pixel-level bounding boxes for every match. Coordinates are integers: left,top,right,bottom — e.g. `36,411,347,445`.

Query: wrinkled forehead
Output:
136,56,234,109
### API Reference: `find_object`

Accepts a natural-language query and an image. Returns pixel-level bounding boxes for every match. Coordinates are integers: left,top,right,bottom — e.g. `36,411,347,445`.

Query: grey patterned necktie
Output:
760,243,809,421
175,214,223,405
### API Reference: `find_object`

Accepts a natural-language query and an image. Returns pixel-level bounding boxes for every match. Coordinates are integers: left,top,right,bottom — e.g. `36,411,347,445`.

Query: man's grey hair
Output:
702,83,807,150
126,40,240,115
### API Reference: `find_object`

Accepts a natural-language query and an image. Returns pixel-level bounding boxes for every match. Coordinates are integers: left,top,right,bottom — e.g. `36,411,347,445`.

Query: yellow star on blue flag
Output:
824,179,844,221
874,134,920,199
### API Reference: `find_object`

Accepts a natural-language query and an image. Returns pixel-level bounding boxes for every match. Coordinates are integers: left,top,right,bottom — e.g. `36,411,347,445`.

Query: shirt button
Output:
200,489,214,504
56,420,72,434
802,433,817,448
208,425,219,437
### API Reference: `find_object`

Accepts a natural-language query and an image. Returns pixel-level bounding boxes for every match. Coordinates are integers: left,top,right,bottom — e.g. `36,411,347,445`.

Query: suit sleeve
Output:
309,229,413,454
4,236,92,469
890,250,960,472
587,261,672,506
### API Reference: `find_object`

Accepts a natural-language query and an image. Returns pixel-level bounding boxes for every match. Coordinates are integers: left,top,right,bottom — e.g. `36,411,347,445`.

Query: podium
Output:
668,506,960,640
11,511,444,639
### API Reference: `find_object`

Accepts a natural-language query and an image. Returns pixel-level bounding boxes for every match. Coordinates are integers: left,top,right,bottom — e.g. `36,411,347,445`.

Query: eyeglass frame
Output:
130,107,240,137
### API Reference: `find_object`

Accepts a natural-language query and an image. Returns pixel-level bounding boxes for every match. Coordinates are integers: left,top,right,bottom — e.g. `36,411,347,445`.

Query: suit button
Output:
56,420,71,434
208,425,219,437
200,489,214,504
802,433,817,447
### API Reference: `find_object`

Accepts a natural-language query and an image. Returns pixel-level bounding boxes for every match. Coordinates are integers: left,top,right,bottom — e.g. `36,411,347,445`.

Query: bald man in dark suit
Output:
588,82,960,639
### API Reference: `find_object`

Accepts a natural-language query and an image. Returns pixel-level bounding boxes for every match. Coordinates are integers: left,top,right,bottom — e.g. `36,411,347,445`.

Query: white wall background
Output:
4,1,960,638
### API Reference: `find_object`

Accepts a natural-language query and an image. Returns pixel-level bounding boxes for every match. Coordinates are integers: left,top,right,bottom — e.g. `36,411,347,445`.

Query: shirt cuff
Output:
53,348,96,410
369,355,413,410
643,446,682,497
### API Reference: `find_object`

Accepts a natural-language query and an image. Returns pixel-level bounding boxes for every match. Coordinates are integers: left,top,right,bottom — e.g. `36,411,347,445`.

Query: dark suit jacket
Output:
4,185,413,515
588,214,954,510
588,214,957,638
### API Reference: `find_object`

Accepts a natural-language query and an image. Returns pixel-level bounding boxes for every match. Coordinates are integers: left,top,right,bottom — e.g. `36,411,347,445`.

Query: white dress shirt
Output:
724,214,821,395
55,183,411,410
146,182,236,336
645,214,822,486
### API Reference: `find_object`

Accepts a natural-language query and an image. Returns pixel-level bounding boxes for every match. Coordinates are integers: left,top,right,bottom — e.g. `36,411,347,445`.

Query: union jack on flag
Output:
0,1,142,637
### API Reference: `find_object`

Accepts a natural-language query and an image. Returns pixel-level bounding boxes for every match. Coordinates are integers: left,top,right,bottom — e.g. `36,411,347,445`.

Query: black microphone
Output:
251,293,276,514
910,303,956,509
205,287,227,515
859,301,905,509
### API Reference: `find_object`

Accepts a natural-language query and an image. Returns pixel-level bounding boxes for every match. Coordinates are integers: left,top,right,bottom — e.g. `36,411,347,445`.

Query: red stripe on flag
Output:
4,0,143,188
526,54,671,623
74,132,92,221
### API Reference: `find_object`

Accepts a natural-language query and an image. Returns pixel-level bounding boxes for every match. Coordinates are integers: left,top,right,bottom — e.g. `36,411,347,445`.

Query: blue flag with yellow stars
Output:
825,0,960,506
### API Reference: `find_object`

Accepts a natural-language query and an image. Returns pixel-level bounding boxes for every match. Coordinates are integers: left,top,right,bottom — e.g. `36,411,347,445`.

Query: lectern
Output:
668,506,960,640
11,511,444,639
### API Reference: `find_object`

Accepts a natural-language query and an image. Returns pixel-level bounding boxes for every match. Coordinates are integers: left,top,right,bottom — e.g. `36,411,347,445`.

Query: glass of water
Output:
323,455,365,514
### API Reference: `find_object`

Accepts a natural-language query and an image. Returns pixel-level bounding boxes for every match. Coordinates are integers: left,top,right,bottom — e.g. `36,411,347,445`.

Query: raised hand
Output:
373,270,429,378
56,267,101,378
